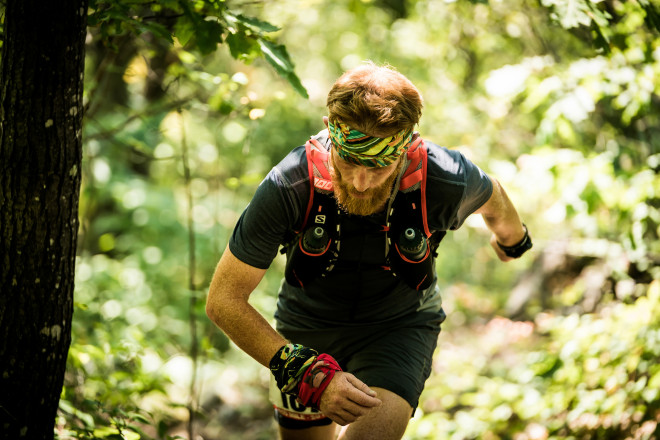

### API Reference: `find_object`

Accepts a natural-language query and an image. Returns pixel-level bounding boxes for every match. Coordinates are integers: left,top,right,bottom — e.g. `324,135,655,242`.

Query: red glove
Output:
296,353,342,409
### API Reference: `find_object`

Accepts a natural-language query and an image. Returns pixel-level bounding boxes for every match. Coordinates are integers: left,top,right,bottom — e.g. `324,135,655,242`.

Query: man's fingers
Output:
318,372,381,425
346,374,377,396
490,235,514,262
330,414,350,426
328,406,363,426
345,374,382,407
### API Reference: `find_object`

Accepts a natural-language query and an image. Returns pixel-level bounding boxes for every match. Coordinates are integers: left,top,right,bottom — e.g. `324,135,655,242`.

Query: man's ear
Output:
323,116,329,128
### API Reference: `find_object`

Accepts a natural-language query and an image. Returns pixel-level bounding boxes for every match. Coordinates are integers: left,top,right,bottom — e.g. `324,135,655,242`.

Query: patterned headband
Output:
327,120,413,167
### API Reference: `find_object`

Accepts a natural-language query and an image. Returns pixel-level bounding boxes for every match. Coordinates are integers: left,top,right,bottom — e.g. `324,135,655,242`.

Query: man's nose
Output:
352,168,371,192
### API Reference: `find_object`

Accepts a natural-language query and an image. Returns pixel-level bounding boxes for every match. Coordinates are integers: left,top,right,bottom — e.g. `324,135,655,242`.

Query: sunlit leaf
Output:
230,12,280,33
226,31,261,61
258,38,309,98
172,22,193,48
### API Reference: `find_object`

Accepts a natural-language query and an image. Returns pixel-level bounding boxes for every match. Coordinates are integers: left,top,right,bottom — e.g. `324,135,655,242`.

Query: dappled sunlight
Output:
46,0,660,438
414,280,660,439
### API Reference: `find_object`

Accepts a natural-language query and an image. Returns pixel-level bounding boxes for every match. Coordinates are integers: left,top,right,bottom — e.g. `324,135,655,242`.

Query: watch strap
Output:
497,224,532,258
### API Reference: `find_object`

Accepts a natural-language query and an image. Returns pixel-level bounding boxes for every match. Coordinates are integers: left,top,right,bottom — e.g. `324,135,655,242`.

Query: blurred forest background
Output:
22,0,658,438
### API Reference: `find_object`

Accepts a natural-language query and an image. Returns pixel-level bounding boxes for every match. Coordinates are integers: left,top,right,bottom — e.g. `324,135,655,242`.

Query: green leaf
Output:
232,13,280,33
127,424,150,437
195,19,225,55
127,412,152,424
138,21,174,43
175,1,224,54
258,38,294,72
639,0,660,32
74,301,89,310
174,17,196,47
217,100,236,115
87,12,101,27
258,38,309,98
93,427,123,439
541,0,594,29
157,420,168,438
177,50,197,64
59,399,96,429
591,21,611,54
226,32,261,61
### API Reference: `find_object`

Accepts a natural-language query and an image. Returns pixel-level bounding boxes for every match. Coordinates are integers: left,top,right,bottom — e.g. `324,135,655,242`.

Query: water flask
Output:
398,228,427,261
302,226,329,254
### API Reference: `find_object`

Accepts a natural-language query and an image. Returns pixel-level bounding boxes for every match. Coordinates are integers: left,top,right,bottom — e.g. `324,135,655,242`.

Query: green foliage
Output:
541,0,612,30
541,0,660,53
414,281,660,440
87,0,307,97
57,399,185,440
58,0,660,437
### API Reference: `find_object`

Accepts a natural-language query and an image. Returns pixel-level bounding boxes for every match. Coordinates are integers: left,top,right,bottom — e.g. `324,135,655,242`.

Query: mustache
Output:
329,149,404,216
344,184,377,195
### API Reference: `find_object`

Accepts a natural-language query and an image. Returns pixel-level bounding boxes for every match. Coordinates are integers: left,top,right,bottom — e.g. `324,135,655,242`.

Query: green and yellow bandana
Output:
327,120,413,167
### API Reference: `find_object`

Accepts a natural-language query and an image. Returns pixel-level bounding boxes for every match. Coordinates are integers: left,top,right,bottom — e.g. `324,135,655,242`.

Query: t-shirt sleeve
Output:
453,155,493,228
426,145,493,231
228,167,305,269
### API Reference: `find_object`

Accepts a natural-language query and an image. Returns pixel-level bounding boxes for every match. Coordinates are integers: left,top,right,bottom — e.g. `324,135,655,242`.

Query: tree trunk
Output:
0,0,87,438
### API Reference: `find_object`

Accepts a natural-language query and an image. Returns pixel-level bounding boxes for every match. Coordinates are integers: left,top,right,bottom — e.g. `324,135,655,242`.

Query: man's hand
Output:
319,371,382,425
490,234,516,262
490,224,532,262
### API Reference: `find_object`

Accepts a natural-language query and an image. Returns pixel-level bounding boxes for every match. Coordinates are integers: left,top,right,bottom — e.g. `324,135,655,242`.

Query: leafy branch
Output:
87,0,308,97
540,0,660,52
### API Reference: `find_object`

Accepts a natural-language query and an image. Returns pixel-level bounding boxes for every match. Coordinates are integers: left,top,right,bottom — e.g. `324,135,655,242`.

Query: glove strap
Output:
297,353,342,409
269,344,342,409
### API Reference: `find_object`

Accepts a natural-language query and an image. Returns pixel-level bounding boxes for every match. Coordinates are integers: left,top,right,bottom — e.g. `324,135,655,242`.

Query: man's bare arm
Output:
474,177,527,262
205,245,381,424
205,245,287,366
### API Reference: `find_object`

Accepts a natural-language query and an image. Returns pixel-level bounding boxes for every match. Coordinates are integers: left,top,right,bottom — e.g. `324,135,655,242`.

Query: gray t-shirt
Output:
229,134,493,330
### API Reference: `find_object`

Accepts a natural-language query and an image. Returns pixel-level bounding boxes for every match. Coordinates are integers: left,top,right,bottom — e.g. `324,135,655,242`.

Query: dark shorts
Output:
273,309,446,428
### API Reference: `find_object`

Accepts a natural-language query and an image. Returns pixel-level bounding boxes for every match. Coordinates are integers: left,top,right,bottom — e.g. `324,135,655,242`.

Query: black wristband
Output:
269,344,318,394
497,224,532,258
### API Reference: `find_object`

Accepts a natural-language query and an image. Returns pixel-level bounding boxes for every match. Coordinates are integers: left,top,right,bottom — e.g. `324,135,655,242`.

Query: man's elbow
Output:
205,290,225,327
205,296,215,321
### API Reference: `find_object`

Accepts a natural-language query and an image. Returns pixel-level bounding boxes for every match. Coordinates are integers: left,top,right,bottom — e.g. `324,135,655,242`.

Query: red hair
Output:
326,62,423,137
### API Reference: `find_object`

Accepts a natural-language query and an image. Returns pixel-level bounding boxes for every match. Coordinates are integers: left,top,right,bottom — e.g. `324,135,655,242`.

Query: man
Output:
206,63,532,440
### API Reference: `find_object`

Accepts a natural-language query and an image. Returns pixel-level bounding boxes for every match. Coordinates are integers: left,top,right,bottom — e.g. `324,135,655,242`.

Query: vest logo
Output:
314,179,333,191
315,215,326,224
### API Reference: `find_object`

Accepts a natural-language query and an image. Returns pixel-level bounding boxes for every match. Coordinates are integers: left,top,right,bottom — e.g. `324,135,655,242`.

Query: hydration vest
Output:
284,133,445,291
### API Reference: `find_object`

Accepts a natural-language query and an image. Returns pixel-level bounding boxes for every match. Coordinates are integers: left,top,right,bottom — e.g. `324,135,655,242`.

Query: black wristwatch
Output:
497,224,533,258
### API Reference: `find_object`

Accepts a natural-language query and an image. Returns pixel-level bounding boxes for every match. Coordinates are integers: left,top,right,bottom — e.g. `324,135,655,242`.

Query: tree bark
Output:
0,0,87,438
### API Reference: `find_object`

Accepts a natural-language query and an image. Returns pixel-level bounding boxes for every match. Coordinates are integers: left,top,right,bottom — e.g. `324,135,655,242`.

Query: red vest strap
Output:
419,142,430,237
399,169,423,191
301,139,333,231
306,139,333,191
399,137,424,191
398,137,431,237
304,136,429,236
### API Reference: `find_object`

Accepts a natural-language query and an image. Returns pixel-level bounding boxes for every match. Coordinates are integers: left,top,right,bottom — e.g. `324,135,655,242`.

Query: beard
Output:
330,155,403,216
